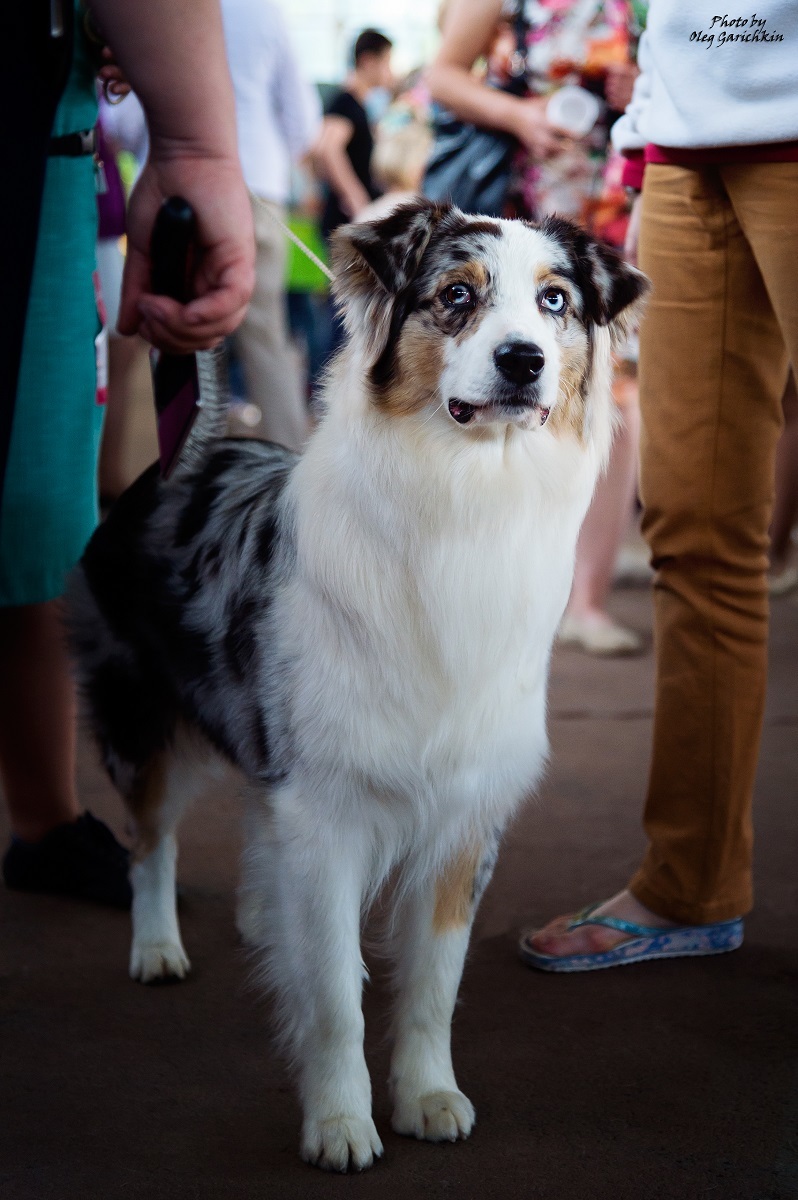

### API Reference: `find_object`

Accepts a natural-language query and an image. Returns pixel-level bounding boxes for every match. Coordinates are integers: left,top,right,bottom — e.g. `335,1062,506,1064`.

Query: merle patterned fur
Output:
69,439,297,788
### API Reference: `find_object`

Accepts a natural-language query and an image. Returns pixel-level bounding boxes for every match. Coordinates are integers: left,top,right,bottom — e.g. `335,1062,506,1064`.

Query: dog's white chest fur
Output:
276,401,598,837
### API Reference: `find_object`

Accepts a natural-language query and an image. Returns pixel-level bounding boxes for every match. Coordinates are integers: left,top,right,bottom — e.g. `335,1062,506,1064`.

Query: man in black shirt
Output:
315,29,394,238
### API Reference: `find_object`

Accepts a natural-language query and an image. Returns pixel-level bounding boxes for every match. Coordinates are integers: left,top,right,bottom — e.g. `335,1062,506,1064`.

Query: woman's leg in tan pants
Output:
630,163,792,924
526,164,795,959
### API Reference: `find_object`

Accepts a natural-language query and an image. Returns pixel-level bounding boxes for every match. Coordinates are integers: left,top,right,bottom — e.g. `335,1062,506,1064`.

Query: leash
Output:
248,189,336,284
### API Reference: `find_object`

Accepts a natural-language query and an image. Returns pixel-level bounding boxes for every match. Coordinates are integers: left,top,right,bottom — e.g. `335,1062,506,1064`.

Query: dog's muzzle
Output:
447,340,550,427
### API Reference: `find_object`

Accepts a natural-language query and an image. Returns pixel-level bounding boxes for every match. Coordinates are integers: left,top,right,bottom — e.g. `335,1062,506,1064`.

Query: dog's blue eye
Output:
441,283,475,309
541,289,566,314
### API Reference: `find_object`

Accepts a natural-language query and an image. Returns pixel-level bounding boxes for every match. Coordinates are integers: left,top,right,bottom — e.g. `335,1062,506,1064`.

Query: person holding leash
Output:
0,0,254,906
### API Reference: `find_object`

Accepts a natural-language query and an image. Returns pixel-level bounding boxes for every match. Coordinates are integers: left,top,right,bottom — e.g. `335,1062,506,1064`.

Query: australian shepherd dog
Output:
68,200,647,1172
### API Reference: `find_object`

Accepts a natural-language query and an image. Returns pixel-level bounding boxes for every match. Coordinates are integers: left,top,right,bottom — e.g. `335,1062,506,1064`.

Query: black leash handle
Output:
150,196,197,304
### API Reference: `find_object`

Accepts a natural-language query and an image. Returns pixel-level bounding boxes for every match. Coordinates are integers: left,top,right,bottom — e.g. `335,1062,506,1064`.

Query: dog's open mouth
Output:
447,399,551,427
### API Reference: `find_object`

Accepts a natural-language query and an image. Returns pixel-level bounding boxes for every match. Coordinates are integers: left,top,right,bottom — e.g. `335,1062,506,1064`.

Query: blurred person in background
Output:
314,29,394,237
0,0,253,906
95,92,150,503
427,0,649,656
357,77,433,220
221,0,321,451
522,0,798,971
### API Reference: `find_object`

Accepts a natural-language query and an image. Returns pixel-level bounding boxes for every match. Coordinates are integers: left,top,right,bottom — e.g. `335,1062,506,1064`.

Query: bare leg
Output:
561,394,642,653
570,399,640,613
0,600,79,840
98,334,146,500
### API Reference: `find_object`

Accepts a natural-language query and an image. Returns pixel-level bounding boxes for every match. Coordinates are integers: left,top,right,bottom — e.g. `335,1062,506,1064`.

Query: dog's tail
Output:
166,345,229,482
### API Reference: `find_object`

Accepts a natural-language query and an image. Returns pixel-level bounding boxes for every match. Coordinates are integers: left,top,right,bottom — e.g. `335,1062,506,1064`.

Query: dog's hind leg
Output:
241,791,383,1172
124,725,209,983
388,832,500,1143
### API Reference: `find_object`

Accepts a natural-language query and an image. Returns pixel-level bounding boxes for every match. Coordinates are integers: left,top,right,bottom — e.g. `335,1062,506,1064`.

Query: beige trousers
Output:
631,162,798,924
232,197,309,452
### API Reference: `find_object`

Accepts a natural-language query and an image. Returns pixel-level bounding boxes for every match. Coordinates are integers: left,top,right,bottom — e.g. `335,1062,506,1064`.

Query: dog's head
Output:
331,199,648,437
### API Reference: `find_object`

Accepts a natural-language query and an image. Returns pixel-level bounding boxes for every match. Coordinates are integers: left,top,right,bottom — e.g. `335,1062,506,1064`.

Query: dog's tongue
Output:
448,400,475,425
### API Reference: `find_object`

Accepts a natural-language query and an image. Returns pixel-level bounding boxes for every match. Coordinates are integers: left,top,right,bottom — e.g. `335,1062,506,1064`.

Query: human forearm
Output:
88,0,237,158
426,0,565,159
87,0,254,352
426,60,522,138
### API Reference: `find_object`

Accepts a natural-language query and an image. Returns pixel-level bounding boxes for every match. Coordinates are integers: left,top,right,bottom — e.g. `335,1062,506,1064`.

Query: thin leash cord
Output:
249,190,336,284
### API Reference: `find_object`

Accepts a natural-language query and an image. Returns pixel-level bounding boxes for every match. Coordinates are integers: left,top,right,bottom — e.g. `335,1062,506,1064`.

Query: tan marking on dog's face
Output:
373,315,446,417
371,260,494,416
433,844,482,933
546,333,590,442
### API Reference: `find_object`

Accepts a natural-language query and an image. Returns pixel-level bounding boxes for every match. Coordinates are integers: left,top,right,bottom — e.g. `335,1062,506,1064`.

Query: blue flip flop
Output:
518,903,744,973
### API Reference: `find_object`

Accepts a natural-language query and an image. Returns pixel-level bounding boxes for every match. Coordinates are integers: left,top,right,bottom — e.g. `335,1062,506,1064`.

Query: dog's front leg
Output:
266,816,383,1172
389,835,499,1143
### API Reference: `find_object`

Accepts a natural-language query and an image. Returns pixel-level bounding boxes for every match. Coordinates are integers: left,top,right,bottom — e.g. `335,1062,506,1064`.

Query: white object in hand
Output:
546,86,600,138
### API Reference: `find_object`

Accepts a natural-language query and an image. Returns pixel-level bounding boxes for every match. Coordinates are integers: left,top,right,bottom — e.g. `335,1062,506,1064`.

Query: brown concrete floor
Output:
1,374,796,1198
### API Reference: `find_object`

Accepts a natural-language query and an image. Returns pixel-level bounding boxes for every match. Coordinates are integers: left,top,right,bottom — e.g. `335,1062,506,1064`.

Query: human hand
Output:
98,45,131,104
512,96,571,160
623,192,642,266
605,61,639,112
118,151,255,353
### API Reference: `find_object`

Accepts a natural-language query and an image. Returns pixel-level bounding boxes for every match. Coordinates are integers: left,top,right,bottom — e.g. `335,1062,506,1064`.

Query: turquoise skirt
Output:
0,22,103,606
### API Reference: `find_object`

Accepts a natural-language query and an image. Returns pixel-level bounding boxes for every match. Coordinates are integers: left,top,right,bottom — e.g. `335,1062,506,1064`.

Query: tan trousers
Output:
631,163,798,924
233,197,309,452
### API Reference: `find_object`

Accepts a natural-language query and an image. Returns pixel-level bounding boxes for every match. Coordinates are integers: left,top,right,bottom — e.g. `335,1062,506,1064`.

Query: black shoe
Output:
2,811,132,909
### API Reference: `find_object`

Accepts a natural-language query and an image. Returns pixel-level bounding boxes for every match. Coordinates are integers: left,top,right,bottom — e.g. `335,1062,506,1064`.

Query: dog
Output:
67,199,647,1172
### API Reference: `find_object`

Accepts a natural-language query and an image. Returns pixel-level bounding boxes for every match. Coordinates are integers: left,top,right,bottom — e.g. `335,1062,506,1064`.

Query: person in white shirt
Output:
221,0,321,450
521,0,798,973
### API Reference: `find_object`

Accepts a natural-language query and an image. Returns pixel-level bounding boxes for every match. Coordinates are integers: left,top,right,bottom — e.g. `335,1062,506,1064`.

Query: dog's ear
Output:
330,199,446,361
540,216,650,341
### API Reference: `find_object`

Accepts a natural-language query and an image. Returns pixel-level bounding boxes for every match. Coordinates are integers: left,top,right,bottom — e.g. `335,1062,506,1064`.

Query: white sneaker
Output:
768,563,798,596
558,613,644,657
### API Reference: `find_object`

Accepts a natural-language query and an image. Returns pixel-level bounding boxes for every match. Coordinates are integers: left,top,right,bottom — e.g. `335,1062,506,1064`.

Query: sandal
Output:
518,903,744,973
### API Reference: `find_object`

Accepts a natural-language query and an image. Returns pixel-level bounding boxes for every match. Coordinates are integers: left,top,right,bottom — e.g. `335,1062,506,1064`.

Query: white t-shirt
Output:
613,0,798,153
220,0,321,203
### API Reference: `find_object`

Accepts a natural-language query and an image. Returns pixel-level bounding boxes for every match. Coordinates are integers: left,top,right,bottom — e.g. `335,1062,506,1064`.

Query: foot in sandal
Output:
519,889,743,972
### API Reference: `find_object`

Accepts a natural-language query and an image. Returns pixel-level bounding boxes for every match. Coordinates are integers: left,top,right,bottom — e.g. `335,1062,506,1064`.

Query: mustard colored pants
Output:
631,162,798,924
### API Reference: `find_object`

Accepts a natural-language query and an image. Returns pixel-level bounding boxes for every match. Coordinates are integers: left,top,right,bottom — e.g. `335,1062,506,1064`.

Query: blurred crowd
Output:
89,0,798,646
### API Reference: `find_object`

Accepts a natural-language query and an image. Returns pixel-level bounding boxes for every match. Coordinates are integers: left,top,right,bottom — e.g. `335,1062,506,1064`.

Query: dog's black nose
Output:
494,341,545,384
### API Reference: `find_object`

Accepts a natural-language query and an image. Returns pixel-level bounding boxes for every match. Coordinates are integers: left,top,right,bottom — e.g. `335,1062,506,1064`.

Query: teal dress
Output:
0,11,103,605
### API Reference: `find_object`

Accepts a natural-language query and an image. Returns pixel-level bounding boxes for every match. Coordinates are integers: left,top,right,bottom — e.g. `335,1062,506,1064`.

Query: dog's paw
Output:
129,939,191,984
300,1115,384,1173
392,1090,475,1142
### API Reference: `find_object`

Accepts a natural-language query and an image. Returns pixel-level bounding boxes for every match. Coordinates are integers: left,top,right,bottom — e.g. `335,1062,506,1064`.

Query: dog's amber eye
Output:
441,283,476,309
540,288,567,314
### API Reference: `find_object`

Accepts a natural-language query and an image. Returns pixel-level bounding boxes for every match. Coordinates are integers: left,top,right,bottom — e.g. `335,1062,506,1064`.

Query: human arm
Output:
88,0,255,352
425,0,566,159
313,115,372,220
604,61,639,113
